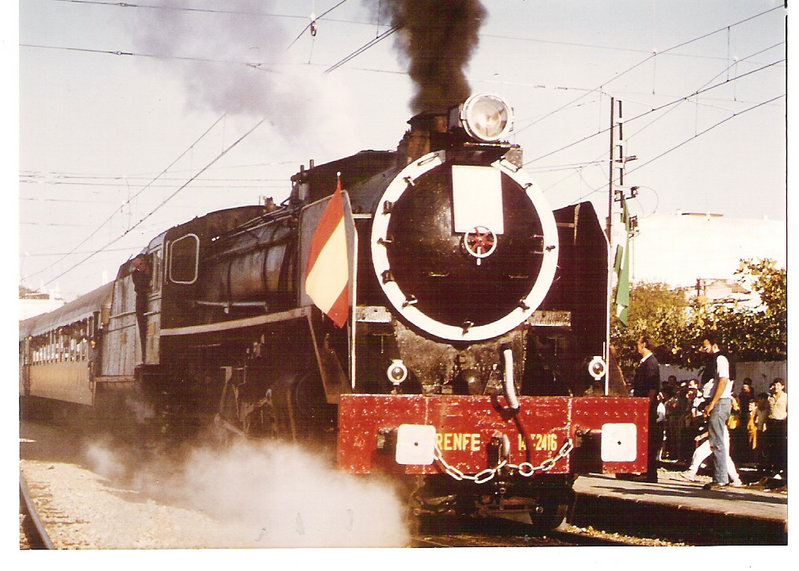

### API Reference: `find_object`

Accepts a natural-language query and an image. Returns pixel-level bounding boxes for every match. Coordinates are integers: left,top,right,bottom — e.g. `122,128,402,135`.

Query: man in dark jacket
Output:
131,254,150,361
633,335,661,482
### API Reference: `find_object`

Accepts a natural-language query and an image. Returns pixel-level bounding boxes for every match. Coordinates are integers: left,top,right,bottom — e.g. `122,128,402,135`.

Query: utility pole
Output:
607,97,617,239
606,98,638,395
608,98,633,237
604,98,617,395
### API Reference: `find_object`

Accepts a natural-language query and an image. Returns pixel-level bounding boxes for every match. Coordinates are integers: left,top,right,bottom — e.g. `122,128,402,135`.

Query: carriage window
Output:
169,234,199,284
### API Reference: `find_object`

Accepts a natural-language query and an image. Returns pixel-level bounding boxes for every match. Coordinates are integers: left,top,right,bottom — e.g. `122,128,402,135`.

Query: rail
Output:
19,471,54,549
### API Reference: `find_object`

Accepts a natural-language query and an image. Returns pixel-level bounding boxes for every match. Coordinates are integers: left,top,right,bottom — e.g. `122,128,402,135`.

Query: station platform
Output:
570,467,788,544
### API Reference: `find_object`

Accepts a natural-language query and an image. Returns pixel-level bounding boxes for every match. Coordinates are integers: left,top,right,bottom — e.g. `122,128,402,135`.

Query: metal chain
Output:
433,437,574,484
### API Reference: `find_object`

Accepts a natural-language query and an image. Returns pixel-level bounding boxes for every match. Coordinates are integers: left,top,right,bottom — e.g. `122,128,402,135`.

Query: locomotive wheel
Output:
531,487,574,531
243,390,279,438
531,501,570,531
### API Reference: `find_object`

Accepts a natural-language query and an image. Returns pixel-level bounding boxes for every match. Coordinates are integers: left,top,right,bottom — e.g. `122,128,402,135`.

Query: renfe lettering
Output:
436,432,481,452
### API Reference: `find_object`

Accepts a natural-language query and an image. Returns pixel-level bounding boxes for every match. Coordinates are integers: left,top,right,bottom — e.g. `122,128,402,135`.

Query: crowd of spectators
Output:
657,374,787,487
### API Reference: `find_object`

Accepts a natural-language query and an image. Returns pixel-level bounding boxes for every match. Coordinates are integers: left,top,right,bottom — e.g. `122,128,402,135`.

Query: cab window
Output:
168,234,199,284
150,248,163,293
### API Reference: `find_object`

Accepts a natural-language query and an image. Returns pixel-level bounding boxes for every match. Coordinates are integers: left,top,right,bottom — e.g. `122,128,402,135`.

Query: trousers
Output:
688,428,739,482
708,398,733,484
766,418,788,476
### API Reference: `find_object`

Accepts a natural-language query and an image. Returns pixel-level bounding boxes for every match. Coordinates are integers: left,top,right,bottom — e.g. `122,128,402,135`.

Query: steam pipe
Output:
502,348,520,412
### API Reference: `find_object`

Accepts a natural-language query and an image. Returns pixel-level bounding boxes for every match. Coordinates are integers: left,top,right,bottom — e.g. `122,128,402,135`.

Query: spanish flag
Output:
305,175,350,327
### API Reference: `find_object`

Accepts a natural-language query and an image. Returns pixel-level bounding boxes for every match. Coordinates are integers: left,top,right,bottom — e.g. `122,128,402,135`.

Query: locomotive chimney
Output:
397,111,449,165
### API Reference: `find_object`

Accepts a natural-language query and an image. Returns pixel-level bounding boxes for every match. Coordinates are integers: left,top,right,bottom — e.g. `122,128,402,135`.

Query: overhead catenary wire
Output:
53,0,324,21
324,25,400,73
619,41,784,144
25,4,785,92
525,57,784,166
538,69,783,205
524,159,607,173
22,2,785,294
21,55,783,262
568,93,786,204
623,94,785,179
513,3,784,136
23,114,228,282
504,40,783,126
20,180,286,190
52,0,392,30
482,31,777,67
34,116,269,288
285,0,349,52
530,38,785,199
20,160,296,184
23,246,156,258
50,0,782,70
21,172,286,182
20,42,284,69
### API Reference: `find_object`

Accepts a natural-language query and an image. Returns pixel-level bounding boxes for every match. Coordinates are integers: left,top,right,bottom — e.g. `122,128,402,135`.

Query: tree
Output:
690,259,786,364
611,281,691,377
612,259,787,376
741,258,786,321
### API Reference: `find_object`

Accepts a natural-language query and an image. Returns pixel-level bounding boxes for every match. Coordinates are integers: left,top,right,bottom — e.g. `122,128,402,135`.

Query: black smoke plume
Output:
376,0,487,113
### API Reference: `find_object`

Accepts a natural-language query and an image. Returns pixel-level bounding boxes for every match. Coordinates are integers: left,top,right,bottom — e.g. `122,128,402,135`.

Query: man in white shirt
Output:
680,377,743,486
700,332,735,490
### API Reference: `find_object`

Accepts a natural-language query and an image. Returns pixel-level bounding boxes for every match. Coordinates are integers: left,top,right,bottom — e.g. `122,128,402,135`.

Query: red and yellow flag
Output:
305,177,350,327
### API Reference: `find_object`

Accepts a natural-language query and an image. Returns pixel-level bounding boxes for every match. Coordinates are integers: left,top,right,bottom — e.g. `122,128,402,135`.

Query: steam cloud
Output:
131,0,356,146
374,0,487,113
85,437,410,548
133,0,486,134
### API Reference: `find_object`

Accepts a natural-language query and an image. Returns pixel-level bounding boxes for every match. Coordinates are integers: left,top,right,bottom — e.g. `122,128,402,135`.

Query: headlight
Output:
453,93,514,142
387,359,408,387
588,355,607,381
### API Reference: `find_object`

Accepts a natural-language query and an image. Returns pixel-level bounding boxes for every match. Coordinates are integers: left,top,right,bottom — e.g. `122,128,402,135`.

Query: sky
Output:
14,0,788,302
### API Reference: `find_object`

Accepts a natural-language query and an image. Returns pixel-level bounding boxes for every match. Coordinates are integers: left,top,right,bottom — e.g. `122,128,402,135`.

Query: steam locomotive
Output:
20,94,649,528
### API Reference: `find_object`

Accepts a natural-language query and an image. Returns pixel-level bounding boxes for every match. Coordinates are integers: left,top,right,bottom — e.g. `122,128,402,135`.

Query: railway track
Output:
411,529,618,547
19,458,631,549
21,420,678,548
410,516,672,547
19,459,671,548
19,472,54,550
